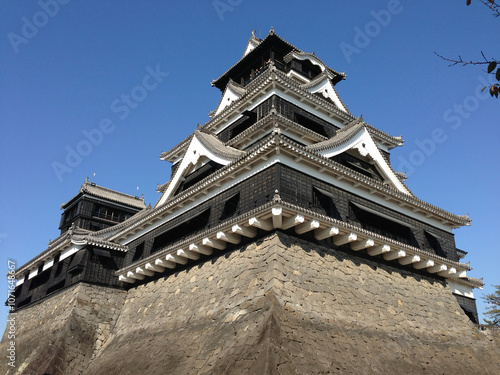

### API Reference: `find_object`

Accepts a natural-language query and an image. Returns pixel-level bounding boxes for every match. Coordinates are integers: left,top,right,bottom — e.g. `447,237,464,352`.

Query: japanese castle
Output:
7,30,489,373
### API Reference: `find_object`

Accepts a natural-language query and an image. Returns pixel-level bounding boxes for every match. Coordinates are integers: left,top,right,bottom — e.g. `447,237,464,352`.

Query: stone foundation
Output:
0,283,125,375
2,233,499,374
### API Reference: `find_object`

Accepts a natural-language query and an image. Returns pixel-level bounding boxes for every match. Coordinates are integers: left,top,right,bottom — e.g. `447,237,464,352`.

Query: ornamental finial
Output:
273,189,281,202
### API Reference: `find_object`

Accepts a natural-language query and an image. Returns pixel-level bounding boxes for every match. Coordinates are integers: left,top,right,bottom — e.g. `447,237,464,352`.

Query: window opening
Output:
151,208,211,254
424,231,446,257
132,242,145,262
294,113,328,137
312,187,341,220
349,202,417,246
220,193,240,221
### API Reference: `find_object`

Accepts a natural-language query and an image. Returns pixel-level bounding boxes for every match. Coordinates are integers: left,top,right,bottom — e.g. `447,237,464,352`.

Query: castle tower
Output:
3,30,498,375
59,177,145,234
11,179,145,309
116,28,482,321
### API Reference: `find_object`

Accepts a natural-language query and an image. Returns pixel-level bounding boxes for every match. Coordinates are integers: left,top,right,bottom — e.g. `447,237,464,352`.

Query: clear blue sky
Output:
1,1,498,335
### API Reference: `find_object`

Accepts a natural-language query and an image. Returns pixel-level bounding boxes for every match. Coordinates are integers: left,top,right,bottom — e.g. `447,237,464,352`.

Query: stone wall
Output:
0,283,125,375
2,232,500,374
86,233,500,374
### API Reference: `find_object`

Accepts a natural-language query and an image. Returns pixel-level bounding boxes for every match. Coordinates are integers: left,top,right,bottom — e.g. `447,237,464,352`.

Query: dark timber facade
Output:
12,179,145,309
10,30,482,326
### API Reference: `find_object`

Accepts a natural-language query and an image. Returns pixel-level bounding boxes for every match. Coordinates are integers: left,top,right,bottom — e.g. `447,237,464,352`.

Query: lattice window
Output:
294,113,328,137
331,153,384,182
151,208,211,254
312,187,342,220
349,202,417,247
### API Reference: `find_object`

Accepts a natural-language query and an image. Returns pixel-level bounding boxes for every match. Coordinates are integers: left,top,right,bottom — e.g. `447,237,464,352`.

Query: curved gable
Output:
156,131,244,207
212,80,247,117
309,127,412,195
305,75,347,112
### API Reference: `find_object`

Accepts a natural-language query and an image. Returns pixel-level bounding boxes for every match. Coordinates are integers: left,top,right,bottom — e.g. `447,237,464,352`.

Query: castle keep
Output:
2,30,499,374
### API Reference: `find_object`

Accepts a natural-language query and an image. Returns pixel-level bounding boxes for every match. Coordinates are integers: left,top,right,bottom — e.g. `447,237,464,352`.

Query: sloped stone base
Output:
2,232,500,374
0,283,125,375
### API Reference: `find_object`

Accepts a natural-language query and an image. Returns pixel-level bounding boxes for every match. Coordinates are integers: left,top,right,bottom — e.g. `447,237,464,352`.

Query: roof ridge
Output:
274,135,469,226
111,132,470,244
61,178,146,210
81,179,142,200
307,117,364,151
212,29,302,89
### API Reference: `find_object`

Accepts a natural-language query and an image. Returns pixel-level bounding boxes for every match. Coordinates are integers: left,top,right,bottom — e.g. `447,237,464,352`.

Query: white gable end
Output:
157,134,235,207
317,128,411,195
308,78,347,112
243,31,262,57
214,85,244,116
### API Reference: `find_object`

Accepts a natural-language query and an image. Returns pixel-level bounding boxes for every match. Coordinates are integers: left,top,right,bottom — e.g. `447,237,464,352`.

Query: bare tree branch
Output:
479,0,500,17
442,1,500,98
434,51,499,67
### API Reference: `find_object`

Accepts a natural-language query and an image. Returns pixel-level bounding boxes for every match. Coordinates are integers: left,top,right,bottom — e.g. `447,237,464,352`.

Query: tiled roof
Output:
116,198,475,289
300,70,349,114
194,130,245,160
62,179,146,210
283,51,346,82
207,65,354,135
226,112,328,149
456,276,484,289
160,66,356,164
307,116,364,152
241,29,263,58
271,68,354,120
156,130,244,195
15,224,129,277
160,134,193,162
113,132,471,246
292,125,412,195
307,116,403,151
209,79,248,118
273,134,469,226
211,28,301,90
